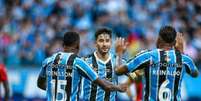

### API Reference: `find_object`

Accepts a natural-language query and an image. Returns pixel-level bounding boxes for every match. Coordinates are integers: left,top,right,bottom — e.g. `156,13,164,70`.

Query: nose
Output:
103,41,107,46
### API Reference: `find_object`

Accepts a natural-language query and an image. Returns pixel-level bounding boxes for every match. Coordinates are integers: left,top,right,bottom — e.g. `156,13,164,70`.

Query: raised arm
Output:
175,32,184,53
93,78,127,92
116,51,150,75
115,37,128,66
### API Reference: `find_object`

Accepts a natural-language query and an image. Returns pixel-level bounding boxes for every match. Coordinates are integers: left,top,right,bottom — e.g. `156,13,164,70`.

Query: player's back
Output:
141,49,197,101
44,52,79,101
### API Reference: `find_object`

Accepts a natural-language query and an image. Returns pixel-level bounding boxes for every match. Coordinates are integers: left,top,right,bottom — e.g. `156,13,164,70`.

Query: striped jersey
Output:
82,52,118,101
126,49,198,101
39,52,98,101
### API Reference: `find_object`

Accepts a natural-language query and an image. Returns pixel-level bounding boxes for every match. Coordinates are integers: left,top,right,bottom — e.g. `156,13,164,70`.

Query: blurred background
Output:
0,0,201,100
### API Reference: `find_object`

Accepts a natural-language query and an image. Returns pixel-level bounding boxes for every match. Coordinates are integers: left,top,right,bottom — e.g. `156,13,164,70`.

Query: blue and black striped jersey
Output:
82,52,118,101
39,52,98,101
126,49,198,101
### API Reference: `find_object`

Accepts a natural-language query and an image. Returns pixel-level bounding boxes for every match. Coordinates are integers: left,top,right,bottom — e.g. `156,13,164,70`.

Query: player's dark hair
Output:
95,28,112,40
159,26,177,43
63,31,80,46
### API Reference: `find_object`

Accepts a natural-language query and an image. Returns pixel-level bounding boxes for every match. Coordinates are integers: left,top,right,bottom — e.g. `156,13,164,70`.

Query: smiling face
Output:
95,33,112,55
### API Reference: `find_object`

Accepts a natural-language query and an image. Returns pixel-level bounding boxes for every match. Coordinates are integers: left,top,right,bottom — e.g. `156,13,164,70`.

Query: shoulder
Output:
82,53,93,61
127,50,150,62
42,57,52,67
182,54,190,58
74,56,84,64
42,52,60,66
182,54,194,61
135,49,150,57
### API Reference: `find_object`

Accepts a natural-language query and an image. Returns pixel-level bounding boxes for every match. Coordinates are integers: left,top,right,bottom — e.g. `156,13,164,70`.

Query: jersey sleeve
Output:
0,64,8,82
122,58,127,64
182,54,198,75
74,57,98,81
39,58,51,78
126,51,150,72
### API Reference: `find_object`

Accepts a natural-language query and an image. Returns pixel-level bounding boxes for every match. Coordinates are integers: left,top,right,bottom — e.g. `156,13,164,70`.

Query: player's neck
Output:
63,48,75,53
158,44,173,51
95,51,109,61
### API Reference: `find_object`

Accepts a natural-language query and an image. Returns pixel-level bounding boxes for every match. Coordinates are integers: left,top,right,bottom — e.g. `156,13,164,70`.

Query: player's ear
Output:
173,40,176,46
63,45,67,49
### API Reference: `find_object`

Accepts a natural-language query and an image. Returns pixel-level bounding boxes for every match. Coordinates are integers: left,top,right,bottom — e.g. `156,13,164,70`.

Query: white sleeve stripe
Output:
183,55,194,63
134,52,149,60
75,64,98,81
128,58,150,72
183,62,197,73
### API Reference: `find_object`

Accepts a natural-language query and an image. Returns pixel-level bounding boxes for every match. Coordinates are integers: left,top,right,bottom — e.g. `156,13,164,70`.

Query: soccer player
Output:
115,26,199,101
81,28,127,101
0,61,10,101
37,31,127,101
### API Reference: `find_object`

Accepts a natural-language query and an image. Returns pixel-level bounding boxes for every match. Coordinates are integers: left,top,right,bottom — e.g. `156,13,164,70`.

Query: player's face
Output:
95,34,112,55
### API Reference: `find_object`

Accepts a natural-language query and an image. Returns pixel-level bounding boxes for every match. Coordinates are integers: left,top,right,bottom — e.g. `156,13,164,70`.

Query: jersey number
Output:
51,80,67,101
159,80,171,101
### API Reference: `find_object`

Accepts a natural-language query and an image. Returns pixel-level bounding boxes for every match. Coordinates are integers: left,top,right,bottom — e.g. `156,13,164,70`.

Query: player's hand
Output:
115,37,128,56
118,83,128,92
128,69,143,81
175,32,184,53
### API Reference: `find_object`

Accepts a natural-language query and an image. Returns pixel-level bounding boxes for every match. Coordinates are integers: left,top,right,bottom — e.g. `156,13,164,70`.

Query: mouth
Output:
102,48,109,52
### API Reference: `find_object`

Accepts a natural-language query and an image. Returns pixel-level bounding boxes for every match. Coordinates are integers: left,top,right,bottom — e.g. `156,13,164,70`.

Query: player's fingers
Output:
116,37,120,45
119,37,122,46
124,42,128,48
177,32,183,38
116,37,119,43
118,37,121,45
122,38,125,46
119,37,122,45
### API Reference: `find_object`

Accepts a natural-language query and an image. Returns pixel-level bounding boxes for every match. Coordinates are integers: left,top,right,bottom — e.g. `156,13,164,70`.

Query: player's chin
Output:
101,49,109,54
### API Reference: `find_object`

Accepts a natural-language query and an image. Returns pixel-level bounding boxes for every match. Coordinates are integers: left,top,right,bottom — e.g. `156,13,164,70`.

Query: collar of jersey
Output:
94,51,111,64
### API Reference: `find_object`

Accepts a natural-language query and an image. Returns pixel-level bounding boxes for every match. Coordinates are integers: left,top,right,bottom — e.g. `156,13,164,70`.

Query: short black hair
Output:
95,28,112,40
63,31,80,46
159,26,177,43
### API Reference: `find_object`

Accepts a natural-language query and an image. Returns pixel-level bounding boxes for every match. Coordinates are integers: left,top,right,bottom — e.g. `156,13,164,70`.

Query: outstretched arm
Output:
116,51,150,75
127,69,144,81
75,57,127,92
115,65,129,75
93,78,127,92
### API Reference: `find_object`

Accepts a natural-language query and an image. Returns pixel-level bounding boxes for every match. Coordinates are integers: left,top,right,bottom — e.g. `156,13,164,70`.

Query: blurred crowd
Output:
0,0,201,68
